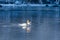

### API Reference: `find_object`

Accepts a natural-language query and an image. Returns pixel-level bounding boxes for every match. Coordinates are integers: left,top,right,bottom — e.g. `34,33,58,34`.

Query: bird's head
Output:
27,20,31,25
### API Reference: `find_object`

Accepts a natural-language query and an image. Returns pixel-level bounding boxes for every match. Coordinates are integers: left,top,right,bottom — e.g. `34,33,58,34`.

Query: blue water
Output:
0,7,60,40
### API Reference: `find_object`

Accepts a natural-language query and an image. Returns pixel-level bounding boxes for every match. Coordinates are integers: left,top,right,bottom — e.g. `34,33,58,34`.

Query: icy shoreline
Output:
0,4,58,7
0,4,60,10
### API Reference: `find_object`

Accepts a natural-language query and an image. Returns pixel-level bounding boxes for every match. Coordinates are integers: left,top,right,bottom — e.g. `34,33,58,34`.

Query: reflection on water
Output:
0,7,60,40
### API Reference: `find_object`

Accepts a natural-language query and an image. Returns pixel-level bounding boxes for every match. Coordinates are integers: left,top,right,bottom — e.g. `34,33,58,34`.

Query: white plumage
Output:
18,20,31,30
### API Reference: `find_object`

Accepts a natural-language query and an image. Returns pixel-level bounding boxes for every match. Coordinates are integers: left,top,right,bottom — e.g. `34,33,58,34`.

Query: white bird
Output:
18,20,31,29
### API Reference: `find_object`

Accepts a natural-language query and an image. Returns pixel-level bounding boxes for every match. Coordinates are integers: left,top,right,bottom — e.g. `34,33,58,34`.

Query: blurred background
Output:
0,0,60,40
0,0,60,4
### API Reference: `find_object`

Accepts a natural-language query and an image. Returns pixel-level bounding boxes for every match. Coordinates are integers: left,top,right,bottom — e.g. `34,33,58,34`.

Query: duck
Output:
18,20,31,29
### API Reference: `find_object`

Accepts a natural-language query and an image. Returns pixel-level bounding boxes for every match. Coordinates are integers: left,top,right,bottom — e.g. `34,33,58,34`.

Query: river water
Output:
0,7,60,40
